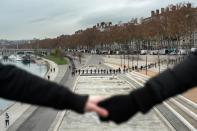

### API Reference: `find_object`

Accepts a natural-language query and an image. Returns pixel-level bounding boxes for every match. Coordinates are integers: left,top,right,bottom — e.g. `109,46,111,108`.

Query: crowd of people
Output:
72,68,123,76
71,56,185,76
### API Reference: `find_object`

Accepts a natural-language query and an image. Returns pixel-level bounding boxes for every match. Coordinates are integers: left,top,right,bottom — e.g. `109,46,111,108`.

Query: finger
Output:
90,104,109,117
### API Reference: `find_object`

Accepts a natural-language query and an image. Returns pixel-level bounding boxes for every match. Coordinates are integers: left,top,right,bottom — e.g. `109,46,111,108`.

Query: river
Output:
0,59,48,112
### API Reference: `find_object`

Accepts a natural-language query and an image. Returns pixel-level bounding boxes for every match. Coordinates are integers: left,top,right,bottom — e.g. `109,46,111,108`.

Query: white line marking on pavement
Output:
164,102,196,131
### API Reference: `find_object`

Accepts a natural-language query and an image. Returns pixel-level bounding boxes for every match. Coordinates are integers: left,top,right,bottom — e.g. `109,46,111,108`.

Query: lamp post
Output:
132,56,134,68
127,54,130,70
146,40,148,75
120,55,122,67
123,53,125,67
146,55,147,75
158,54,161,73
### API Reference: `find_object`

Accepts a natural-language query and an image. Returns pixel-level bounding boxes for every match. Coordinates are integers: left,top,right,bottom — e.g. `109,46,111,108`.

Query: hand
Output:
84,96,108,117
98,94,139,124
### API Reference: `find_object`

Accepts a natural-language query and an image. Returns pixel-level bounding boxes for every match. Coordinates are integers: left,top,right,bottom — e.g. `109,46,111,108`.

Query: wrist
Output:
69,93,89,113
131,86,159,113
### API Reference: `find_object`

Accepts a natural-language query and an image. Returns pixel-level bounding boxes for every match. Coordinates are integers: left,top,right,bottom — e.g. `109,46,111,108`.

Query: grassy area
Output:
44,55,67,65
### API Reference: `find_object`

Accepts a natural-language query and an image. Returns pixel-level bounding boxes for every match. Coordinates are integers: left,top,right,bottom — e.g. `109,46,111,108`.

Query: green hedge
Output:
44,55,67,65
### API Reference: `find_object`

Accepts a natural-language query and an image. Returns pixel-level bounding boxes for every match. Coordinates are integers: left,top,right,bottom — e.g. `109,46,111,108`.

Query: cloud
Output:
0,0,196,40
76,1,153,26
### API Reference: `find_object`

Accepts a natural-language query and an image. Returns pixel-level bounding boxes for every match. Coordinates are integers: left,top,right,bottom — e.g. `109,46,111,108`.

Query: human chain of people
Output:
71,55,185,76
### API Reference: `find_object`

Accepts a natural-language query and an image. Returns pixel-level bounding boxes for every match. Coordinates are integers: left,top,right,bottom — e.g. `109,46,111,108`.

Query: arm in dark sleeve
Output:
133,54,197,113
98,54,197,124
0,64,88,113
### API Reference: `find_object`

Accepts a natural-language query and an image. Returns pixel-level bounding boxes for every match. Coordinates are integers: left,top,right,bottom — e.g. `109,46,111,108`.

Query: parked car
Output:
100,50,109,54
168,48,177,54
169,51,177,55
149,50,158,55
191,48,197,53
158,49,168,55
178,49,187,55
140,50,148,55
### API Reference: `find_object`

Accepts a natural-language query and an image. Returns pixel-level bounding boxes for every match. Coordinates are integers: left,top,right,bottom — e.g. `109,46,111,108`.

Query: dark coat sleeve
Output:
132,54,197,113
0,64,88,113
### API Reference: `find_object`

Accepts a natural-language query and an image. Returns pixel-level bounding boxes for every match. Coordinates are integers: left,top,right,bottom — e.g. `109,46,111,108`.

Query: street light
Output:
123,53,125,67
127,54,130,70
120,55,122,67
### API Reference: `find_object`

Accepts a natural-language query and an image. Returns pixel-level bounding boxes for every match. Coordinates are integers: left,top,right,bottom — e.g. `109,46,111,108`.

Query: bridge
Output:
0,48,50,57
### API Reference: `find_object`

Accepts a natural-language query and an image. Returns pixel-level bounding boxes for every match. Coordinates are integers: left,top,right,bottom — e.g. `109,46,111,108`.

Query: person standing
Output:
5,112,10,128
47,75,50,80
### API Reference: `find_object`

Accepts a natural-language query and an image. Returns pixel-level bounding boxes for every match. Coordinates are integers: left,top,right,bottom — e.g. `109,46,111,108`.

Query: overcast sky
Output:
0,0,196,40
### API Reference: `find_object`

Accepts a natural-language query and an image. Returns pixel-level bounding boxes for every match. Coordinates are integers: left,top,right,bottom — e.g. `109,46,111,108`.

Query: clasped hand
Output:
84,95,138,124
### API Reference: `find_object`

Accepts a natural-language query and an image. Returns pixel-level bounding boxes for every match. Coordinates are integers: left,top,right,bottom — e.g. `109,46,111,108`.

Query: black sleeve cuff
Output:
66,93,89,114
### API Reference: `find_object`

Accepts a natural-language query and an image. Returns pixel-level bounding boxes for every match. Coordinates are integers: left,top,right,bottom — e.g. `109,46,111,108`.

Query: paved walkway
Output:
103,57,155,67
0,59,59,131
104,59,170,74
58,75,169,131
103,56,173,73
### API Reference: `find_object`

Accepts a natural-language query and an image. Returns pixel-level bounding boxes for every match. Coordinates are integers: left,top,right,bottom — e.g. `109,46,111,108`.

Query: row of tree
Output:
17,3,197,51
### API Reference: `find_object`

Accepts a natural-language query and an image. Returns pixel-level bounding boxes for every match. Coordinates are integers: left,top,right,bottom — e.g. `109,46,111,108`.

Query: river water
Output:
0,59,48,112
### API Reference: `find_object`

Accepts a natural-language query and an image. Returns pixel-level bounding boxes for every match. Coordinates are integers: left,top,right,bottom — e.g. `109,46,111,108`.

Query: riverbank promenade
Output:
0,55,196,131
0,59,60,131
